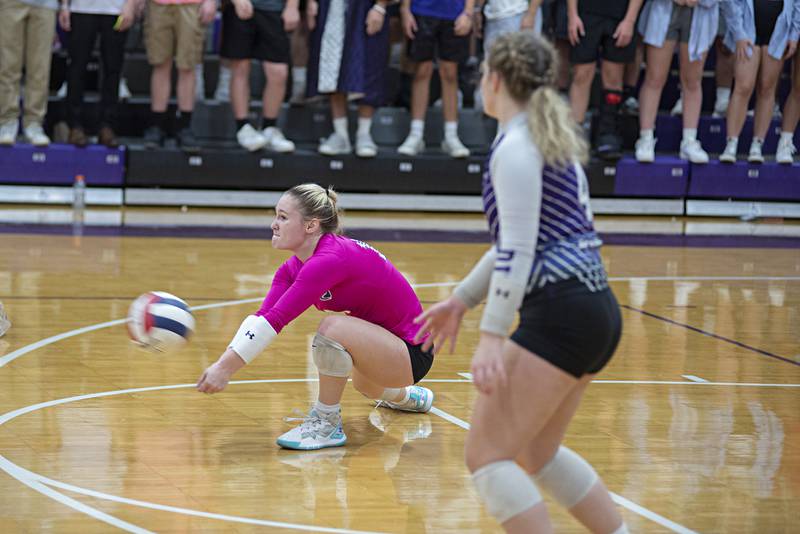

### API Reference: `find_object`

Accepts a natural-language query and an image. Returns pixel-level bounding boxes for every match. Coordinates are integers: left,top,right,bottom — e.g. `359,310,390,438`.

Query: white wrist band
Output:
371,3,386,15
228,315,277,363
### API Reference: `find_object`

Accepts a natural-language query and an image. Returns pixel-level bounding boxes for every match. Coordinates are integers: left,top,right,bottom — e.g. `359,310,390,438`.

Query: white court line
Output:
429,407,698,534
682,375,709,383
457,372,473,381
0,456,152,534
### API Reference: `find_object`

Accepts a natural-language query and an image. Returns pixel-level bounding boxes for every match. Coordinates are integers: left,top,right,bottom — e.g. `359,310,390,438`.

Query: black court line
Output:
622,304,800,367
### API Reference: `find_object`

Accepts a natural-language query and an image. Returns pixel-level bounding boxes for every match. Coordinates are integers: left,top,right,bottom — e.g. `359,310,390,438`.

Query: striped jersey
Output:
482,115,608,294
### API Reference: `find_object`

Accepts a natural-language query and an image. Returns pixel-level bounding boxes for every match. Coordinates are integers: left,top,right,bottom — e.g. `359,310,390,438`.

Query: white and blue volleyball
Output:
127,291,194,352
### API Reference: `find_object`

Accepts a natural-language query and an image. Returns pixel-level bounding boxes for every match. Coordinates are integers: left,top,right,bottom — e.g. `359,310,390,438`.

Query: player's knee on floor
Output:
533,446,598,509
472,460,542,524
312,332,353,378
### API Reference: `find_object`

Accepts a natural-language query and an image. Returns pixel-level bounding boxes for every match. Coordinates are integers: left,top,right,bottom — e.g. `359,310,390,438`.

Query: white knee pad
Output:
312,333,353,378
533,446,599,509
472,461,542,524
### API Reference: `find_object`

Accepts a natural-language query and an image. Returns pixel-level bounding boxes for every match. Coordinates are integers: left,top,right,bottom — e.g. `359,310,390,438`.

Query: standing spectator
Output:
398,0,474,158
567,0,642,159
777,45,800,163
289,0,310,103
635,0,720,164
542,0,572,92
58,0,140,148
0,0,58,146
719,0,799,163
306,0,390,158
222,0,298,152
481,0,542,55
142,0,217,152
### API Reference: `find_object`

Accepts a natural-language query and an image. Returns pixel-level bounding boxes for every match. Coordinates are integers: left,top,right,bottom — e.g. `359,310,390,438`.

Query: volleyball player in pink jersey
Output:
196,183,434,450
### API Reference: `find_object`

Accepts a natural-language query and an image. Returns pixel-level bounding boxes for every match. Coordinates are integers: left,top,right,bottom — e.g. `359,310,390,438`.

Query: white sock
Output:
639,129,654,141
380,387,409,403
409,119,424,138
716,86,731,102
357,117,372,137
292,66,306,84
752,137,764,146
314,400,340,415
682,128,697,142
444,121,459,141
780,131,794,143
333,117,348,139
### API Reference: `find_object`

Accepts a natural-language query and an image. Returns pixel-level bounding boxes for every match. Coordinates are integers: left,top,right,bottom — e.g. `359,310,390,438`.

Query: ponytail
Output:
527,86,588,168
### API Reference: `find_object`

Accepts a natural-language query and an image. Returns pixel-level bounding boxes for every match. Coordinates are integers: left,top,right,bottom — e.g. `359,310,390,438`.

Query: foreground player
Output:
415,33,628,533
197,183,434,450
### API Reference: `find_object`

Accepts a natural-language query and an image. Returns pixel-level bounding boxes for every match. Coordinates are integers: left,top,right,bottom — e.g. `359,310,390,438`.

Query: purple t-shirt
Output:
411,0,465,21
256,233,427,345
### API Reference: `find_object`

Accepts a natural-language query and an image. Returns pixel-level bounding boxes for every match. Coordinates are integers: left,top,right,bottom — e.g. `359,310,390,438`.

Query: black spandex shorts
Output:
754,0,784,47
510,278,622,378
405,340,434,383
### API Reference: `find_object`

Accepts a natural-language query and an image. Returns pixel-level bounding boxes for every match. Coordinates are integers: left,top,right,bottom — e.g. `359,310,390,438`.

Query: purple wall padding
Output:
614,156,690,197
688,160,800,200
0,143,125,186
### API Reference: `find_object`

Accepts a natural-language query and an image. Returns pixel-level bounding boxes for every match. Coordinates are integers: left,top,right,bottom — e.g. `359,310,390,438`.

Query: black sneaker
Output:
595,98,623,161
177,127,200,153
143,125,165,149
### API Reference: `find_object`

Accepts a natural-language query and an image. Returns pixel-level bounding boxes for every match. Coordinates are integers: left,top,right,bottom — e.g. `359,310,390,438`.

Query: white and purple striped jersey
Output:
453,113,608,336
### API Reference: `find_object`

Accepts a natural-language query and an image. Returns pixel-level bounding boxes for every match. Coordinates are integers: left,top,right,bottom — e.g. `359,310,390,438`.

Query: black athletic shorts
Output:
569,11,636,64
754,0,783,47
220,6,291,63
510,278,622,378
407,14,469,63
405,340,434,383
543,0,568,40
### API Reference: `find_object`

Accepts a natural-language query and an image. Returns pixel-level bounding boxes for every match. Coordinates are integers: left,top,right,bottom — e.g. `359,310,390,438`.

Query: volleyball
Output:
127,291,195,352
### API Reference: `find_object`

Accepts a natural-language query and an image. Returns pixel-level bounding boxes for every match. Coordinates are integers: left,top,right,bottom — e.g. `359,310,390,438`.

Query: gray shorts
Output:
665,5,693,43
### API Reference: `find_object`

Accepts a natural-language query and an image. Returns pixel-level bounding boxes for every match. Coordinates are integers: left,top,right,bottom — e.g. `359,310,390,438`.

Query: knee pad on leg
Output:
472,461,542,524
312,333,353,378
533,446,598,509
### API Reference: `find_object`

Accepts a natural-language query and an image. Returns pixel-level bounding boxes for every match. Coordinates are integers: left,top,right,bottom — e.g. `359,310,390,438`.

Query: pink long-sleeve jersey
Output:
255,234,426,345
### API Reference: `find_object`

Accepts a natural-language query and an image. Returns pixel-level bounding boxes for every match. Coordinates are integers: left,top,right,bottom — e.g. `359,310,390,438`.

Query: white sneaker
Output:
776,137,796,164
747,139,764,164
276,408,347,450
318,132,352,155
397,134,424,156
442,136,470,158
680,139,709,164
236,123,268,152
0,121,18,145
214,67,231,102
118,78,132,100
635,136,656,163
0,302,9,338
24,123,50,146
719,138,738,163
670,96,683,116
57,81,67,99
712,96,729,118
263,126,295,153
382,386,434,413
355,132,377,158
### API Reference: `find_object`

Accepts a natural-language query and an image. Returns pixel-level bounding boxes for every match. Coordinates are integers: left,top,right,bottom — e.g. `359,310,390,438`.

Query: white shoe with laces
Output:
776,137,796,164
397,134,424,156
442,136,470,158
263,126,295,153
236,124,268,152
381,386,434,413
635,136,656,163
0,121,18,145
712,95,729,117
319,132,352,155
719,138,738,163
276,407,346,450
680,139,709,164
24,123,50,146
0,302,10,337
747,139,764,164
355,131,377,158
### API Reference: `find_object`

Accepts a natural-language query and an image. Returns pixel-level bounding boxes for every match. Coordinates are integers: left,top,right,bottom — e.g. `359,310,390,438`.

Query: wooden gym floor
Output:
0,210,798,533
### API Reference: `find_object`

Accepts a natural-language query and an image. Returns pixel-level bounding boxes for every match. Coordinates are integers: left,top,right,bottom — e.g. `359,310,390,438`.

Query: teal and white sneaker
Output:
383,386,434,413
276,408,347,450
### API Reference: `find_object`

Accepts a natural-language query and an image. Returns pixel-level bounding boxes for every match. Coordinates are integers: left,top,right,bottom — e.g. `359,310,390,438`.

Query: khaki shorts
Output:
145,1,206,70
